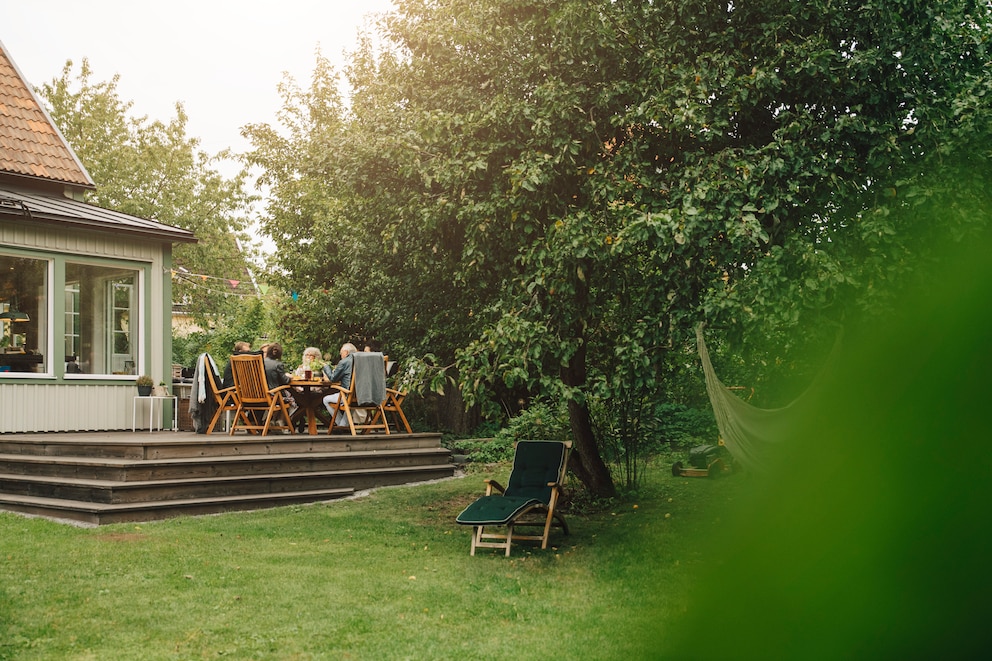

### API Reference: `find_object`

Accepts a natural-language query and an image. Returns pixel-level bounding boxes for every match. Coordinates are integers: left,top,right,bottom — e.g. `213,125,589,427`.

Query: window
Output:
65,263,141,376
65,283,80,357
0,253,49,374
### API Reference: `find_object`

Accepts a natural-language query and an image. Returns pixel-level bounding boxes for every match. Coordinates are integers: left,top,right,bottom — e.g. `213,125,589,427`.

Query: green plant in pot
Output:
136,375,154,396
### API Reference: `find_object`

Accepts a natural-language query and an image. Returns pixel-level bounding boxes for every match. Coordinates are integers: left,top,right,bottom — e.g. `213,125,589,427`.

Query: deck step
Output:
0,431,455,524
0,464,456,504
0,488,357,525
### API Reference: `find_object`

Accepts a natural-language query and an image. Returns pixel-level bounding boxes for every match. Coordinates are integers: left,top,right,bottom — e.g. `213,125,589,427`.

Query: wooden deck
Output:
0,430,454,525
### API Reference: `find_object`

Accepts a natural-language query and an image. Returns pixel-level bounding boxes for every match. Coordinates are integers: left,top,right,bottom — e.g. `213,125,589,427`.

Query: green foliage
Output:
171,298,269,369
446,437,514,464
244,0,992,497
649,403,719,450
38,59,259,325
449,401,572,464
495,400,572,445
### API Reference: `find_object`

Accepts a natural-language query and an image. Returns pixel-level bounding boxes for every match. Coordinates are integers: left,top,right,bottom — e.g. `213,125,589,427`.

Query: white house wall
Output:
1,219,174,433
0,382,161,431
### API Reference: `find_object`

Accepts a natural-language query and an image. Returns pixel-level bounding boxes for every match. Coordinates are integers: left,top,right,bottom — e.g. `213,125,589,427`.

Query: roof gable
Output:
0,39,95,189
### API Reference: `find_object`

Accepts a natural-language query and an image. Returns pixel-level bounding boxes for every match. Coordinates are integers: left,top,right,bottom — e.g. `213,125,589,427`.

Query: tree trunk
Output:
565,394,616,499
560,266,617,499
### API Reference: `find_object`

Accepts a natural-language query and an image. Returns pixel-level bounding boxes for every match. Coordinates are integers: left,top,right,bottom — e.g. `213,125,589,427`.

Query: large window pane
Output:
65,262,140,375
0,253,49,374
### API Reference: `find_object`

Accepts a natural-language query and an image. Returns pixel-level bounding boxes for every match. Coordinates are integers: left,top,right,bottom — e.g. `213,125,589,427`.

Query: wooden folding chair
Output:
327,352,390,435
228,354,294,436
456,440,572,556
203,355,247,434
369,359,412,434
380,386,412,433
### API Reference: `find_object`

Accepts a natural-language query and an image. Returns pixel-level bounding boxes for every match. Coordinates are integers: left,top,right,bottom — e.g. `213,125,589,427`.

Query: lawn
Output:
0,455,742,660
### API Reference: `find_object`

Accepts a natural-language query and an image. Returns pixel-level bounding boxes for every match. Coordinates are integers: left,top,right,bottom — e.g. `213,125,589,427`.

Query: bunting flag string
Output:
168,270,296,301
170,269,260,298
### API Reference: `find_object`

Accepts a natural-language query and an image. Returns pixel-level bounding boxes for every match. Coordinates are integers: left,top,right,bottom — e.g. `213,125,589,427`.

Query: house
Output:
0,39,196,432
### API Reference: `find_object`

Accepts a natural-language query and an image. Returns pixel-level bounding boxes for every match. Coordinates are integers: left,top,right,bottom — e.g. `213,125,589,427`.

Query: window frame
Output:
0,247,148,382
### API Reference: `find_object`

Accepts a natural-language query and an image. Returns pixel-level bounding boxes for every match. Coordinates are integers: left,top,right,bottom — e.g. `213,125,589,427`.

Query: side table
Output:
132,395,178,432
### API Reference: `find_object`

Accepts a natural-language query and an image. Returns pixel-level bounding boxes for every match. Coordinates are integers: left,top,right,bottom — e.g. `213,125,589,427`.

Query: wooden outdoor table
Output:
289,377,332,435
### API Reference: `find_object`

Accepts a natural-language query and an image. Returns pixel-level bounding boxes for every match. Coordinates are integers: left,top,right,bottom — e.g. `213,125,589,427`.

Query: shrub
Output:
648,403,718,450
495,401,571,444
447,401,570,464
447,437,514,464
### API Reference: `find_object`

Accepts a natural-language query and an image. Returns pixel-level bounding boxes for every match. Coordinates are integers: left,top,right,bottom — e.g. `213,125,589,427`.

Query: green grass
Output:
0,456,743,660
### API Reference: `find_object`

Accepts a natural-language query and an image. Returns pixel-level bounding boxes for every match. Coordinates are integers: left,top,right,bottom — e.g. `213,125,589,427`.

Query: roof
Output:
0,39,95,188
0,186,196,243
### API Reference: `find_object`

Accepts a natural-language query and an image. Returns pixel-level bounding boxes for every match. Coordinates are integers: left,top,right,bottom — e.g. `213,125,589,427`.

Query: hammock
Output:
695,323,836,474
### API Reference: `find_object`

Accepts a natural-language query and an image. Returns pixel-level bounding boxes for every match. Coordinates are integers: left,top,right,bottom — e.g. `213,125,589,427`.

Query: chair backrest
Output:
505,441,571,504
229,353,272,406
352,352,387,406
201,355,222,395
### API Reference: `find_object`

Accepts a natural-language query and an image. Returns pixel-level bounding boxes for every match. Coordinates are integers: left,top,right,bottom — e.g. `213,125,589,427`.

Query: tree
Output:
245,0,992,497
38,59,260,324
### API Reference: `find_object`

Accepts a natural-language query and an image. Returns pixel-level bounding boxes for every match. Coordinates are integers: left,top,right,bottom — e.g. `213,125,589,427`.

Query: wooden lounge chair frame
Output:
327,352,390,435
456,440,572,556
228,353,294,436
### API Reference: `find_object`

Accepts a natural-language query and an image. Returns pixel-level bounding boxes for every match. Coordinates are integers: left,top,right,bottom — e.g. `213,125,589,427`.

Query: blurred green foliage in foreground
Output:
667,232,992,658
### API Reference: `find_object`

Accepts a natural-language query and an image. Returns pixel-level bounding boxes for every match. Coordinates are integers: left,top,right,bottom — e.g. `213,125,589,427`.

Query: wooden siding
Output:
0,383,172,432
1,218,162,261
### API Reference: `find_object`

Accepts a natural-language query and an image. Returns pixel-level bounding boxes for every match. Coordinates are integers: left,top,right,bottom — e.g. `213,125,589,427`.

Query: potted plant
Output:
153,380,169,397
136,375,154,396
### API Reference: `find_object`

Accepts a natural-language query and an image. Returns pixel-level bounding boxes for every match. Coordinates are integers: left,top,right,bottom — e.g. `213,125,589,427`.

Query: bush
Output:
648,403,718,450
495,401,571,444
447,402,570,464
446,437,514,464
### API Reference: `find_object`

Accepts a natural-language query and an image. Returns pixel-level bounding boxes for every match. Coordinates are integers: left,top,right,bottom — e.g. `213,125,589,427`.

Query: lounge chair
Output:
456,440,571,556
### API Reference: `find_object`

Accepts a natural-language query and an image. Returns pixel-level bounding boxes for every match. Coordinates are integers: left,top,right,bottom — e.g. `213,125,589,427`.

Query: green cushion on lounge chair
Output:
456,494,541,526
455,441,572,556
503,440,568,501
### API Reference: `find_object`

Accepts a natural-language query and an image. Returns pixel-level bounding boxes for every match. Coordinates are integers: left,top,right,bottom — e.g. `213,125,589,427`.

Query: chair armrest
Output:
269,384,293,396
484,478,506,496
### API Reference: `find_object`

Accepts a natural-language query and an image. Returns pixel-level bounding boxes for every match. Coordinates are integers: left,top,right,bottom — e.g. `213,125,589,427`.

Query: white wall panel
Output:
0,383,171,432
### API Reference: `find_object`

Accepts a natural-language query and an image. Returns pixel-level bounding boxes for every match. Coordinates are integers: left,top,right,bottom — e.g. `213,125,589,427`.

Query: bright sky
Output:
1,0,395,162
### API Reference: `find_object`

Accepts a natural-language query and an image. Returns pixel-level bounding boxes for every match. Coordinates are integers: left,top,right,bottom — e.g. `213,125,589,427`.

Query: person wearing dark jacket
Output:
222,341,256,389
263,343,292,390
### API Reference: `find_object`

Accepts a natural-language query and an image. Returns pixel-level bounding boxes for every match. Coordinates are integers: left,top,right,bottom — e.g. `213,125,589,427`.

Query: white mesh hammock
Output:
695,324,836,474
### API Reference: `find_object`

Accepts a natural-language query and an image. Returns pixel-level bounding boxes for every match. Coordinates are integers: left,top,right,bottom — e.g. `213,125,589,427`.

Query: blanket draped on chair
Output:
188,353,220,434
352,352,386,406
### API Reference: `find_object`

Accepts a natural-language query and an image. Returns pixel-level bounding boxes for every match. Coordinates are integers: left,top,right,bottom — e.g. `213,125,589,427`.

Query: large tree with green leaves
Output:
247,0,992,496
39,59,259,323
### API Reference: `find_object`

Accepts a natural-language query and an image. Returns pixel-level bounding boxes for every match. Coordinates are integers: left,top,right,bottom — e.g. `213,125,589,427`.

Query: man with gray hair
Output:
322,342,358,427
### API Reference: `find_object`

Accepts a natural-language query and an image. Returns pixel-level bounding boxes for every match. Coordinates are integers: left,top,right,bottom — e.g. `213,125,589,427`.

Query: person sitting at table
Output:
322,342,358,427
263,343,293,389
294,346,324,378
222,340,257,388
